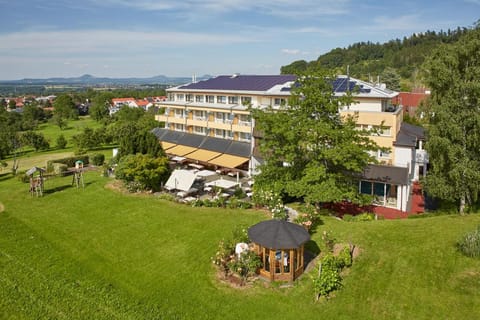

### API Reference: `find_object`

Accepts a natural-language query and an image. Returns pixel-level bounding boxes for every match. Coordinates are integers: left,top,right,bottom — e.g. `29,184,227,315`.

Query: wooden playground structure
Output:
72,160,85,189
26,166,45,197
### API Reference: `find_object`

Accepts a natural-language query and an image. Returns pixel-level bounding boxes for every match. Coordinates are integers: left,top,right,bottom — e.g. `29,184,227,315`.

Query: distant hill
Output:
0,74,212,86
281,25,476,89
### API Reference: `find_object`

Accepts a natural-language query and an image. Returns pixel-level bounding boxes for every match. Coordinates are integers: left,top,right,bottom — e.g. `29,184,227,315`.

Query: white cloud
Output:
0,29,258,55
90,0,351,18
281,49,301,55
368,14,426,31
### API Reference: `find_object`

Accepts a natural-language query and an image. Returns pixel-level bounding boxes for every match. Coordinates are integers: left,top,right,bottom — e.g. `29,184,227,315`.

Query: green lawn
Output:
1,171,480,319
38,116,104,148
2,117,115,172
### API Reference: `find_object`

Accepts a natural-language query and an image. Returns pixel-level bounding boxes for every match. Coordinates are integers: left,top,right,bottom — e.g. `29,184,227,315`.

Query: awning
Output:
186,149,222,162
205,179,239,189
164,169,197,191
161,141,177,150
208,154,249,168
166,145,197,156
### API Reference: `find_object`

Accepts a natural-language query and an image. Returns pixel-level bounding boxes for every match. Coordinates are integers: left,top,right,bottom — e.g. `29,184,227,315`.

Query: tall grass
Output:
457,225,480,258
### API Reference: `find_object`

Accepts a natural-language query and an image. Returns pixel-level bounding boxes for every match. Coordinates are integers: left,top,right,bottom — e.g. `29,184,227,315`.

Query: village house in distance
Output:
152,74,428,213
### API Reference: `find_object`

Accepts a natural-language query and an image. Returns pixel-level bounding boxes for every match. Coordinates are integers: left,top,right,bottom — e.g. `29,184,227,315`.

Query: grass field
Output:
37,116,104,149
1,168,480,319
3,117,115,172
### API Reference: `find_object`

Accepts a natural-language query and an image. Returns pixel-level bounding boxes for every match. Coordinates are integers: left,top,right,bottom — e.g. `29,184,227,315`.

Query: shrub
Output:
115,154,170,192
227,250,262,285
52,163,68,175
457,226,480,258
322,230,336,253
91,153,105,166
337,246,353,268
46,155,89,171
56,134,68,149
312,255,342,300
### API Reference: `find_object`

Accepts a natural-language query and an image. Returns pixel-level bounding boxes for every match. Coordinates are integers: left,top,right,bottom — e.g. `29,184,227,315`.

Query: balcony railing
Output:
416,150,429,163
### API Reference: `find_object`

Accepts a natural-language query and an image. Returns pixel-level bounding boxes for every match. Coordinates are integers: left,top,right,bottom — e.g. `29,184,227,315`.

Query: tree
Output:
56,134,68,149
422,27,480,214
112,122,164,159
251,70,379,208
22,104,46,130
72,127,106,153
21,131,50,151
381,67,401,91
0,108,18,160
8,99,17,110
89,92,112,122
53,94,78,129
115,153,170,192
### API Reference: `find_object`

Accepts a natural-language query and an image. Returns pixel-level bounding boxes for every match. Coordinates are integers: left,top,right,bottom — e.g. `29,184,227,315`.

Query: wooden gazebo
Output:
248,219,310,282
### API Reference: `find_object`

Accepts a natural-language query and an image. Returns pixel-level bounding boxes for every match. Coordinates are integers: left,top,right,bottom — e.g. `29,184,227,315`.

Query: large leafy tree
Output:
53,94,78,129
251,70,379,207
89,92,113,122
422,27,480,214
115,154,170,192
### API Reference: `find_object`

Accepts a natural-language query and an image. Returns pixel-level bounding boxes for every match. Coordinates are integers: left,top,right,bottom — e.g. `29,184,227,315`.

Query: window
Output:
216,96,226,104
186,94,193,102
195,95,204,103
228,96,238,104
167,93,174,101
174,124,185,132
176,94,185,101
238,114,251,126
214,129,232,139
215,112,225,123
373,125,391,136
274,98,286,106
194,126,206,134
239,132,251,142
379,149,391,158
193,110,206,120
174,109,184,118
206,95,214,103
241,96,252,105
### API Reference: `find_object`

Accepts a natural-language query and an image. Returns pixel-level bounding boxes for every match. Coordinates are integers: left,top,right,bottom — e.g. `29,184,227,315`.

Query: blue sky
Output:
0,0,478,80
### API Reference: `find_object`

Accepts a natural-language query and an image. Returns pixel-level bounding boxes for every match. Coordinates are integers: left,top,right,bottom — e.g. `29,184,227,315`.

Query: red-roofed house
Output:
111,97,135,107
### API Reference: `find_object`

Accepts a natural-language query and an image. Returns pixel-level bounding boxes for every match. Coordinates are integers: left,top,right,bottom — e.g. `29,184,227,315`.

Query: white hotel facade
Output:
153,74,428,212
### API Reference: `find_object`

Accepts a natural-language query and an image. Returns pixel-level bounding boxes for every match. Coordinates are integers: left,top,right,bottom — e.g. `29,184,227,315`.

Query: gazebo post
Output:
290,249,294,281
269,250,274,281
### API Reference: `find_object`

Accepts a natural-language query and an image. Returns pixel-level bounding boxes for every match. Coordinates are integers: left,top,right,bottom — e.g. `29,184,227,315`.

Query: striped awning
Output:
208,154,249,168
166,145,197,156
186,149,222,162
161,141,177,150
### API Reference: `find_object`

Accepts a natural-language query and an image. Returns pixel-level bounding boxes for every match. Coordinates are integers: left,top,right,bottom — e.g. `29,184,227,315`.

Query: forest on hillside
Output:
281,24,477,91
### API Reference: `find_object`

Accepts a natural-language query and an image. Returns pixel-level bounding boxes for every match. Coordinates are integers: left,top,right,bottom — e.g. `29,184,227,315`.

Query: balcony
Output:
416,150,429,163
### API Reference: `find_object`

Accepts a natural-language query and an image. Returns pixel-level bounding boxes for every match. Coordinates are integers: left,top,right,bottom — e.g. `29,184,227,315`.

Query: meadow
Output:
1,166,480,319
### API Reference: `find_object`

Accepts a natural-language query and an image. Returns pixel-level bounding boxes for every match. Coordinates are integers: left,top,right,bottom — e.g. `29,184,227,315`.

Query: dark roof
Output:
225,140,251,157
362,164,409,185
178,75,296,91
178,132,206,148
400,122,425,140
393,122,425,147
248,220,310,250
199,136,232,153
151,128,251,157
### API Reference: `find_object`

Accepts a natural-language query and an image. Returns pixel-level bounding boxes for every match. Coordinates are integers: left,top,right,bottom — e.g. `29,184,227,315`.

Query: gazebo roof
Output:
248,219,310,250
